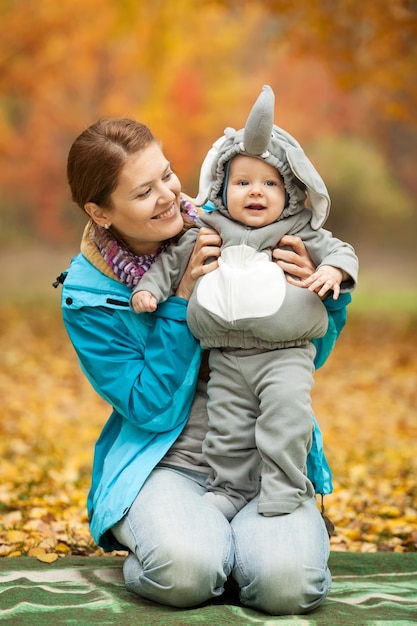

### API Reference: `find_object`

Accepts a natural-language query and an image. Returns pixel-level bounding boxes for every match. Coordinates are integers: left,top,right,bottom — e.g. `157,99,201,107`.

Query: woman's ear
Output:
84,202,111,228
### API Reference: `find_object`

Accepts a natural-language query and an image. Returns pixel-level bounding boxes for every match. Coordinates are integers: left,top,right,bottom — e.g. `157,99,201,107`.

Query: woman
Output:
59,117,350,615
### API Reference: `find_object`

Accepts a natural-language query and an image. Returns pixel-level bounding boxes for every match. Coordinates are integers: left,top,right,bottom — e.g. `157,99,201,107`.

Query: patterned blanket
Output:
0,553,416,624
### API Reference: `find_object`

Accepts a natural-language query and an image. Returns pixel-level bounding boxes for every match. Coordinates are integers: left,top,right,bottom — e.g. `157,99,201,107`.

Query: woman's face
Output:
100,142,183,255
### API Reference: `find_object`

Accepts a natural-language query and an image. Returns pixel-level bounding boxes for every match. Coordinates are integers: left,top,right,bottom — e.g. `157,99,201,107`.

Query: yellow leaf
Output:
56,542,70,553
29,507,49,519
2,511,22,526
6,530,26,544
343,528,362,541
36,552,59,564
28,547,46,557
39,538,56,549
379,505,401,518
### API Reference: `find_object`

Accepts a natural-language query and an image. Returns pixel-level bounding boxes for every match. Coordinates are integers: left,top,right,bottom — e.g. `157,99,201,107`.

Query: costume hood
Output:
195,85,330,229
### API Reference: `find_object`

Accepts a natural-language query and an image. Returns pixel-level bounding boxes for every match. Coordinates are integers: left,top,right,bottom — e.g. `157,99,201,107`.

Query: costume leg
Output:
231,495,331,615
203,349,262,519
112,466,234,608
249,344,316,515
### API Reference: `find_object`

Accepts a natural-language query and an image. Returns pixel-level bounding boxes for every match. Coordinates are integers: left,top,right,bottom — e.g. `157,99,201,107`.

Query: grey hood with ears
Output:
195,85,330,230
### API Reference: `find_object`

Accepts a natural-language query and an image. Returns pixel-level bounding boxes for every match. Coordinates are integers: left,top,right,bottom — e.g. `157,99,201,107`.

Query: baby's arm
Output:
131,290,158,313
302,265,348,300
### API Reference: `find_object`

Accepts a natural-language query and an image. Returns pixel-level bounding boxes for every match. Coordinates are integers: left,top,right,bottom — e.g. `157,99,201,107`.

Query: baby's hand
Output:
301,265,344,300
131,290,157,313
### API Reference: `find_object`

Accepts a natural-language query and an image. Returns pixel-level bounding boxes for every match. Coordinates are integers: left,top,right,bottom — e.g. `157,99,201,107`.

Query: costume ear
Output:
195,134,229,206
243,84,275,156
286,147,330,229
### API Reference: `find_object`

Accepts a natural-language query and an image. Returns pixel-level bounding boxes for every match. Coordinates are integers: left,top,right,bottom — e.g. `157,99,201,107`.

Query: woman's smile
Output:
152,203,177,220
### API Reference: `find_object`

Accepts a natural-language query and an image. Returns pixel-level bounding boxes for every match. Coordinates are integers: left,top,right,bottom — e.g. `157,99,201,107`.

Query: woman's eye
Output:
163,170,173,181
137,188,151,198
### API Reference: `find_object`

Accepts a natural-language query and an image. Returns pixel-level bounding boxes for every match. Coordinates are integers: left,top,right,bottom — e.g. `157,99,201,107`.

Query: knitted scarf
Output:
91,196,198,289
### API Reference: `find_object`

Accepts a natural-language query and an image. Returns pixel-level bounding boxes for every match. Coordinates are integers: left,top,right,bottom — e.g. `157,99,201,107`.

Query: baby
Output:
131,85,358,520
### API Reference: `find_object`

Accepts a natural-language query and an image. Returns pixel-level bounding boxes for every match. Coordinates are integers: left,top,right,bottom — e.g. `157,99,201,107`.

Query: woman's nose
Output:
158,183,176,202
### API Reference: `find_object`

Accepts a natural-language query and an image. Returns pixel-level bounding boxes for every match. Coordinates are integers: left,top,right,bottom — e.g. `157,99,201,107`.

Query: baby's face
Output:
226,155,286,228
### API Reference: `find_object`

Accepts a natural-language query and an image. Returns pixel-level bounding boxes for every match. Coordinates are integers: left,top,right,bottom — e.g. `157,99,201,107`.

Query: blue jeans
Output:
111,466,331,615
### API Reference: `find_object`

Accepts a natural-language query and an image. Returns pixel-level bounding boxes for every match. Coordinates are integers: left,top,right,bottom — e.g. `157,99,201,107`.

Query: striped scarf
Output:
81,195,198,289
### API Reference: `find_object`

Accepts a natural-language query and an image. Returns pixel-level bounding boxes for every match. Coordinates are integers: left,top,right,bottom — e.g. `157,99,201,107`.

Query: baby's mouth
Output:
246,204,265,211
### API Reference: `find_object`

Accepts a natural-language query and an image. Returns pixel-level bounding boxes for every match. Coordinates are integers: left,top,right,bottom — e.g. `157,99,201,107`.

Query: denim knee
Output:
231,496,331,615
112,467,235,608
239,560,331,615
123,542,232,608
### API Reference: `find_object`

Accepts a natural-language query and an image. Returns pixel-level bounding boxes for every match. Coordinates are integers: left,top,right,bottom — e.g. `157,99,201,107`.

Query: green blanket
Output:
1,553,416,625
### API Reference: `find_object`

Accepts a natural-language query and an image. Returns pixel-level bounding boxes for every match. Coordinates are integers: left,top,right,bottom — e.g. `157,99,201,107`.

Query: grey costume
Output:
133,86,358,519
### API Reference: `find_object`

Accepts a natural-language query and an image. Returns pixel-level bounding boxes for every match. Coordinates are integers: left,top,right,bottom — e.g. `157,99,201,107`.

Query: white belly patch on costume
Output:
196,245,286,322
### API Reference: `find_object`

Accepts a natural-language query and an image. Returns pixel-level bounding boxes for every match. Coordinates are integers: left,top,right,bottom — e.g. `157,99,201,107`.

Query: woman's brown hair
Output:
67,118,156,211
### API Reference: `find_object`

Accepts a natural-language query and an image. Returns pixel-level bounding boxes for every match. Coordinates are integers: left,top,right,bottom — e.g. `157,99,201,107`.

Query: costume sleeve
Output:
291,220,359,292
62,297,202,433
312,292,351,369
131,228,199,305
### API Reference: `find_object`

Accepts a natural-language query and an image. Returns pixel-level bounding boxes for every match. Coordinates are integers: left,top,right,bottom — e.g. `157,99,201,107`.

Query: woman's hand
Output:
272,235,315,286
175,227,221,301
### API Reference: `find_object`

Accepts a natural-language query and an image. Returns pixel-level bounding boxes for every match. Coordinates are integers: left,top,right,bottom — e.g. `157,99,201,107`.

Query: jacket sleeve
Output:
312,292,351,369
63,297,202,433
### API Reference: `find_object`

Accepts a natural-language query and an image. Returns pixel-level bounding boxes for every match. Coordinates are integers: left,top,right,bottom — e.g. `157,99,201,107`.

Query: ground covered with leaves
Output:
1,302,416,560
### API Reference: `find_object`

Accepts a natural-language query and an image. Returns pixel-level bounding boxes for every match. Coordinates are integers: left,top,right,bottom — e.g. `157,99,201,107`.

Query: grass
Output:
350,288,417,314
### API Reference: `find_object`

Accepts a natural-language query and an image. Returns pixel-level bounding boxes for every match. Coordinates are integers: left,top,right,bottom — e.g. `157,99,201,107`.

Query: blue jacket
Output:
61,252,351,551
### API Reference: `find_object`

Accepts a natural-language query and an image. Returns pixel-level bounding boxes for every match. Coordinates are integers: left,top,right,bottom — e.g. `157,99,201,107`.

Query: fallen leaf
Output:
28,547,46,557
36,552,59,564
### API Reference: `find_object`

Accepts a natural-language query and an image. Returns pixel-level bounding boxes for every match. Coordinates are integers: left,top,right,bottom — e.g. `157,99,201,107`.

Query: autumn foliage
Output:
0,0,416,242
0,303,416,559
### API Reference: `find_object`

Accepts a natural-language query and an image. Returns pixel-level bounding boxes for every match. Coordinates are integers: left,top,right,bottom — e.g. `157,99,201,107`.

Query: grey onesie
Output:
133,205,358,518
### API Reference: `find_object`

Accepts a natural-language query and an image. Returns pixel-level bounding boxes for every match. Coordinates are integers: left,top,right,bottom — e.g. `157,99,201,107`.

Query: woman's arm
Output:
272,234,352,368
63,298,202,433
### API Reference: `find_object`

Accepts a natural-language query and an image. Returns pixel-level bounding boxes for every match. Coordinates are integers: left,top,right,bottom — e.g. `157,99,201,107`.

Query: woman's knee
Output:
123,544,231,608
231,497,331,615
114,467,234,607
239,560,331,615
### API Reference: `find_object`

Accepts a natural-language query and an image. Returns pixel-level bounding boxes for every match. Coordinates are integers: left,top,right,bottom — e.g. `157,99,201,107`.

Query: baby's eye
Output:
265,180,277,186
238,180,249,186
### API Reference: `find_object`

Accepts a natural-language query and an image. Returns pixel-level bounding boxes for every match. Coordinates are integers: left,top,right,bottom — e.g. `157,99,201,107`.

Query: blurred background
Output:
1,0,416,555
1,0,416,304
